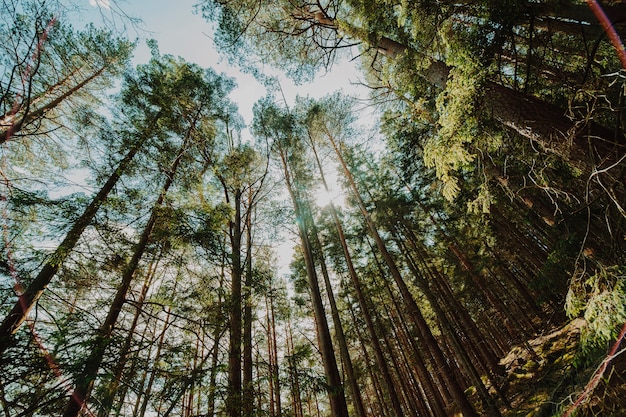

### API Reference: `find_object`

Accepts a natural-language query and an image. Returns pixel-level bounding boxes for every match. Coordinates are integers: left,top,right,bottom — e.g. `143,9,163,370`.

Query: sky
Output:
81,0,368,134
78,0,368,274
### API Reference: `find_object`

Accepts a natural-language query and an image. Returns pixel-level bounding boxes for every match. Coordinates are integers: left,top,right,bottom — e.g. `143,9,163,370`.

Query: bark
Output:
317,11,622,170
266,290,282,417
325,131,478,417
308,124,405,417
308,139,367,417
242,193,254,417
393,230,504,415
277,145,349,417
0,132,150,357
226,188,243,417
62,135,188,417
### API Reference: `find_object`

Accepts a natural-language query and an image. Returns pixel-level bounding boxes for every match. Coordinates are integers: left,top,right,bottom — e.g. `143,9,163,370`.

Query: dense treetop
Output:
0,1,624,416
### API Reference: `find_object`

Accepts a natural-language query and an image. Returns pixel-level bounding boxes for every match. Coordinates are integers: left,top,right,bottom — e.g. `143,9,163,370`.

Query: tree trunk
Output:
308,140,367,417
277,145,349,417
242,192,254,417
227,188,243,417
137,309,172,417
62,136,187,417
325,131,478,417
0,131,151,356
97,251,162,417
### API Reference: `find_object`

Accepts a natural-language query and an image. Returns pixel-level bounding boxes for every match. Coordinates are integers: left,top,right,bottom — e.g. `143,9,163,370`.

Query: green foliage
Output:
566,265,626,351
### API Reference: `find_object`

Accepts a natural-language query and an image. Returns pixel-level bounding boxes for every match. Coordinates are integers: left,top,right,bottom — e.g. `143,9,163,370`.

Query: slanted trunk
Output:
62,135,188,417
324,131,478,417
308,139,367,417
97,252,161,417
277,145,349,417
0,65,108,143
0,131,151,356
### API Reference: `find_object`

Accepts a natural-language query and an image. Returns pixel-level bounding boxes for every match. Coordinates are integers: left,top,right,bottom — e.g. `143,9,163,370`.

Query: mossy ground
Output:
496,318,626,417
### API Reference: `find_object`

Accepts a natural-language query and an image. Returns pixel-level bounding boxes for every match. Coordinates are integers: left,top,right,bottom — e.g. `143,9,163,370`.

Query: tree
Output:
47,52,238,417
200,0,624,199
253,96,350,417
0,0,133,144
305,95,480,416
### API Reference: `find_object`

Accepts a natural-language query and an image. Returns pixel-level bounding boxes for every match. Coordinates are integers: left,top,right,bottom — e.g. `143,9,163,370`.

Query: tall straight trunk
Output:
0,132,151,355
62,136,188,417
97,250,162,417
324,132,478,417
346,301,391,417
242,190,254,417
277,146,349,417
286,314,304,417
265,290,282,417
307,215,366,417
308,134,398,417
227,189,243,417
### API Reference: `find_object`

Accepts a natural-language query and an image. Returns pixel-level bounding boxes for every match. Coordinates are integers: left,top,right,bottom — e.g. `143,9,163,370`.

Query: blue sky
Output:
82,0,366,134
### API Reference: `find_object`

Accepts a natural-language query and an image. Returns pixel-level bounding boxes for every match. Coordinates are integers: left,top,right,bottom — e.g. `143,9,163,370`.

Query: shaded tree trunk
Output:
62,136,188,417
324,131,478,417
277,145,349,417
0,131,151,357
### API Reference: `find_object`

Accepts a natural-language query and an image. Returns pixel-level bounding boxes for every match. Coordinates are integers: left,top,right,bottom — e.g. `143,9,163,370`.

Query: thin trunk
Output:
0,64,108,143
208,255,228,417
97,251,162,417
267,289,282,417
392,229,503,416
266,294,276,417
324,130,478,417
369,250,449,417
206,326,223,417
137,309,172,417
269,289,283,417
277,145,349,417
227,189,243,417
161,339,223,417
347,302,390,417
308,134,403,417
129,320,158,417
63,135,188,417
286,314,304,417
0,132,150,355
243,191,254,417
307,215,366,417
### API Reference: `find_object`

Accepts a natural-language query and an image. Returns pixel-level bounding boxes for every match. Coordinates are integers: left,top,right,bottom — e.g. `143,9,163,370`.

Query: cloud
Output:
89,0,111,9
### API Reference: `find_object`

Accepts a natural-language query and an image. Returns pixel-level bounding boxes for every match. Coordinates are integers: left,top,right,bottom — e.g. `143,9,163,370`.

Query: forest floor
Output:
499,317,626,417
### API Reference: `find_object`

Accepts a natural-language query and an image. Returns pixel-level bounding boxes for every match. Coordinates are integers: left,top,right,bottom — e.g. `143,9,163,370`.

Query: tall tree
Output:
253,97,350,417
0,0,133,144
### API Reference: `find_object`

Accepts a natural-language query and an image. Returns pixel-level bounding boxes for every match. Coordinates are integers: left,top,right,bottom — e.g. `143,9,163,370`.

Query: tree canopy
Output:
1,1,625,417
